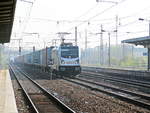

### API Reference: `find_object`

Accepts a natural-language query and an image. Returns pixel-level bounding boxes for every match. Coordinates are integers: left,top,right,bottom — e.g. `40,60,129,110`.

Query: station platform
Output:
0,69,18,113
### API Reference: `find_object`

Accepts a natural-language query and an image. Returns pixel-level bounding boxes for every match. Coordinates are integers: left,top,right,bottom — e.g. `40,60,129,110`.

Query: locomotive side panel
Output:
51,48,60,71
47,47,53,66
14,45,81,77
25,53,32,64
41,49,46,66
41,47,53,67
33,51,41,65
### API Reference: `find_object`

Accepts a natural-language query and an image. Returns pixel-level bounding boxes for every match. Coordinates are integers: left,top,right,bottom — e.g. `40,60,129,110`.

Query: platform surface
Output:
0,69,18,113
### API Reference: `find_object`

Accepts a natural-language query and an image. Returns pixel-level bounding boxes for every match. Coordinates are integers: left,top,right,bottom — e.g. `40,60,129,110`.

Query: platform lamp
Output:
139,18,150,70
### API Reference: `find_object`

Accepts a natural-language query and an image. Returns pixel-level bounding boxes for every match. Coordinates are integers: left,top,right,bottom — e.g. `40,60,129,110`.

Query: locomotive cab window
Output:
61,46,78,58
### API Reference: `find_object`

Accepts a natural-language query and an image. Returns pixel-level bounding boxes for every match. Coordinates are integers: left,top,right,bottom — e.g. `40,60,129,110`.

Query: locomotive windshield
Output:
61,46,78,58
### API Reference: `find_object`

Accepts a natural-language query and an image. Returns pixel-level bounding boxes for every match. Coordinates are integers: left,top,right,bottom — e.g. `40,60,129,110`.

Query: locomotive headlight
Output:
61,60,65,64
75,59,79,64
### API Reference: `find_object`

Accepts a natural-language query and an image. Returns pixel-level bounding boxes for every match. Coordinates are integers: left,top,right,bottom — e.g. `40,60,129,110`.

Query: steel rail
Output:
80,71,150,89
9,65,40,113
64,77,150,110
10,64,76,113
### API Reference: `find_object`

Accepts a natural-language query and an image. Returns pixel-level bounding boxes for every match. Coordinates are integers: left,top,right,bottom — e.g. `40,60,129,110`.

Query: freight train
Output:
14,42,81,78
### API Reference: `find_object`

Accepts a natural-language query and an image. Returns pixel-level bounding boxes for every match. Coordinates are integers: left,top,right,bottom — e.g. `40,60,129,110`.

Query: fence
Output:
80,43,147,70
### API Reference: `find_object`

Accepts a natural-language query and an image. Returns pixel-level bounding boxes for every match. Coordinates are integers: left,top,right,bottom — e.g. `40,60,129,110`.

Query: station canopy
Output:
0,0,16,43
121,36,150,48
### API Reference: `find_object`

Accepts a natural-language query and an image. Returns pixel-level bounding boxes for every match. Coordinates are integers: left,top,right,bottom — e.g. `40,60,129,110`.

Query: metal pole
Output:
122,43,125,61
85,29,88,65
33,46,35,52
75,27,77,46
100,24,103,65
85,29,87,49
18,39,21,55
116,15,118,46
108,33,110,66
19,47,21,55
46,47,48,66
132,45,134,57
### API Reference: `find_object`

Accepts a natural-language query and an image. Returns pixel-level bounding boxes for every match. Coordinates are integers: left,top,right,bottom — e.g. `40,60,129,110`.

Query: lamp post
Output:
11,39,22,55
96,0,118,46
75,27,77,46
95,25,105,66
139,18,150,70
108,32,110,66
139,18,150,36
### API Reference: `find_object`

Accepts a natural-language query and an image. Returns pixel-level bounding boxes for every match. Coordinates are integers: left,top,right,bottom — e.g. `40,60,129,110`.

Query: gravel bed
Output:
36,79,150,113
10,71,33,113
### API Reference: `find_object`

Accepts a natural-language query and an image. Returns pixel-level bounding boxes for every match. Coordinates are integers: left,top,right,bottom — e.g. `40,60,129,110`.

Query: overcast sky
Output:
10,0,150,49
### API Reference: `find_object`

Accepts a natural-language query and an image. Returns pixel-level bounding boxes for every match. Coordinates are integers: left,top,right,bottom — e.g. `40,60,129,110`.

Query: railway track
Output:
64,77,150,110
10,65,75,113
82,66,150,81
80,71,150,90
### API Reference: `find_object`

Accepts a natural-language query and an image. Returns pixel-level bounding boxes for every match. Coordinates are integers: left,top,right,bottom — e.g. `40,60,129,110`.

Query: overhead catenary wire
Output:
11,0,37,51
19,0,34,4
73,3,99,20
20,1,35,37
14,3,150,28
13,0,150,34
67,0,127,32
65,0,150,36
13,0,150,49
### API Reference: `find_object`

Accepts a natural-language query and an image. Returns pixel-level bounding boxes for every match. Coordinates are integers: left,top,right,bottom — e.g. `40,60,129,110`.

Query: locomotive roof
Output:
60,42,73,46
